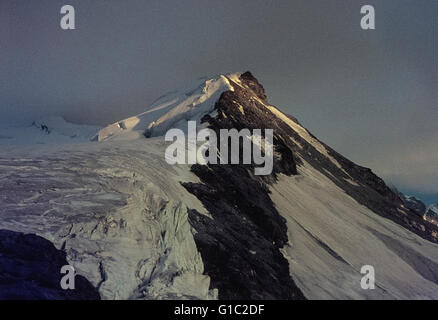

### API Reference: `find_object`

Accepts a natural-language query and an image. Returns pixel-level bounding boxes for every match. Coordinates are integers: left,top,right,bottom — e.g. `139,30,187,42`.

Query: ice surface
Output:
0,139,215,300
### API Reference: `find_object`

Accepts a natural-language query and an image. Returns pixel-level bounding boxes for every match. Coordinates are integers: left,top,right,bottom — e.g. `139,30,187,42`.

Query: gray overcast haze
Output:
1,0,437,203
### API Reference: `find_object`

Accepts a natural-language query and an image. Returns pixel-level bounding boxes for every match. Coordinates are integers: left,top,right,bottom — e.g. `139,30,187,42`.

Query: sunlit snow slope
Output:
95,74,236,141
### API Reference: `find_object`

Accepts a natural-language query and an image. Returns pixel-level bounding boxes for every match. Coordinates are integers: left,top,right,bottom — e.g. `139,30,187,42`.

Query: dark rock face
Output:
182,71,438,299
239,72,268,103
183,165,304,300
0,229,100,300
182,73,305,299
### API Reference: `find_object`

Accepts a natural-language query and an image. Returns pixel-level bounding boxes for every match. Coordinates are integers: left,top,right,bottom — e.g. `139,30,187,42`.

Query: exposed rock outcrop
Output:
0,229,100,300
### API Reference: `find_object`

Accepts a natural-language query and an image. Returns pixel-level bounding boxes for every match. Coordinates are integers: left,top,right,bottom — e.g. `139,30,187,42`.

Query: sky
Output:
1,0,437,203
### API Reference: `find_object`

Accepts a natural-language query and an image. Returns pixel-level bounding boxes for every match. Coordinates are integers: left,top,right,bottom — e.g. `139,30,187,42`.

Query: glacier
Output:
0,139,216,299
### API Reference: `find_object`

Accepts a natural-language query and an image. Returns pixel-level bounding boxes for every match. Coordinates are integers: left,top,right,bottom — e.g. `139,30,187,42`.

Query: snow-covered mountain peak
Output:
396,191,438,224
95,73,242,141
429,204,438,215
426,203,438,220
1,72,438,300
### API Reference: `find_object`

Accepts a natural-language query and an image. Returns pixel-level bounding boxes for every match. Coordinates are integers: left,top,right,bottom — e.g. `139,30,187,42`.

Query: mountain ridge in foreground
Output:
0,72,437,300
